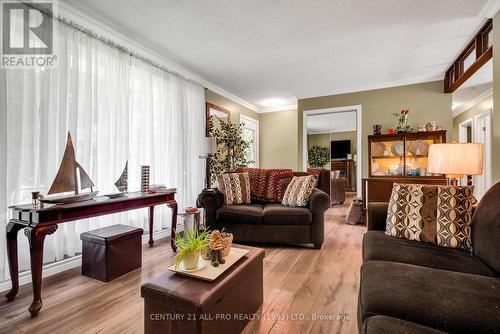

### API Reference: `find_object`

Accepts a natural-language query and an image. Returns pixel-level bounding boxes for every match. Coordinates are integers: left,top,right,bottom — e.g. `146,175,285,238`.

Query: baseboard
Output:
0,229,170,293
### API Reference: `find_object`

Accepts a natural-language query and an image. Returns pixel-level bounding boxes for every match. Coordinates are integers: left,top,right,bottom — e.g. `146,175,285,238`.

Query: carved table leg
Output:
148,206,155,247
167,200,178,252
5,220,23,301
25,225,58,317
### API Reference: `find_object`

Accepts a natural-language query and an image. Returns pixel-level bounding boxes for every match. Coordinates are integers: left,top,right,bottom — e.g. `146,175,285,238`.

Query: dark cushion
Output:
472,181,500,274
262,204,312,225
217,204,263,225
359,261,500,334
363,231,497,277
363,316,447,334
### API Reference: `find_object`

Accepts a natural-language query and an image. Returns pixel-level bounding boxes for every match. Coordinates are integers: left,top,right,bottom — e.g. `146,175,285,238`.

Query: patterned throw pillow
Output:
236,168,293,202
436,186,476,252
385,184,439,242
217,172,251,205
282,175,317,207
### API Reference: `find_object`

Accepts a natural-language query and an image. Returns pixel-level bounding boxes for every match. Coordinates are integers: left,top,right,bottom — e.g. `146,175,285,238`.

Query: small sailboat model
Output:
41,132,98,204
114,161,128,193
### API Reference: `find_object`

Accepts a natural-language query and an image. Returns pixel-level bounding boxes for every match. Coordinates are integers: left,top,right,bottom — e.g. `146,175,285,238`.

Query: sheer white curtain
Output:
0,21,205,281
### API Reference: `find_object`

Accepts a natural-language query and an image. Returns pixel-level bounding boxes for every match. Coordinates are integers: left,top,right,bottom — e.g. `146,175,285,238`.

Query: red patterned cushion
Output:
236,168,293,202
307,168,322,178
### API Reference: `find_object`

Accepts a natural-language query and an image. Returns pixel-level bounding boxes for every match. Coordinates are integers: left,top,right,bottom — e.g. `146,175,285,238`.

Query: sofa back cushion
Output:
472,181,500,274
217,172,251,205
436,185,476,252
282,175,317,207
236,168,293,202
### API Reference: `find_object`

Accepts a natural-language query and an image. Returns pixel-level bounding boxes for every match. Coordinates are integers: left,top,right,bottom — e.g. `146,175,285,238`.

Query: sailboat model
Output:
114,160,128,193
41,132,99,204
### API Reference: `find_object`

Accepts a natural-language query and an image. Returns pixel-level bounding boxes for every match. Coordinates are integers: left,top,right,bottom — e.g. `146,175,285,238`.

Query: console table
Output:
5,190,177,317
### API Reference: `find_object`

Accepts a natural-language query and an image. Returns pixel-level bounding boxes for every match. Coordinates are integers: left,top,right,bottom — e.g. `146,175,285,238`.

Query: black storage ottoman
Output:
81,224,143,282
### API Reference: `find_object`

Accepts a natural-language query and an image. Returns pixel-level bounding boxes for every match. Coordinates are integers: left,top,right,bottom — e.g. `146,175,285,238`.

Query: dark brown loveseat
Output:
358,182,500,333
197,171,330,249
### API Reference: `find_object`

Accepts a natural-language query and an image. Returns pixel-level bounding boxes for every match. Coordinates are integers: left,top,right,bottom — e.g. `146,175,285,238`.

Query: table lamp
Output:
200,137,217,188
427,143,484,186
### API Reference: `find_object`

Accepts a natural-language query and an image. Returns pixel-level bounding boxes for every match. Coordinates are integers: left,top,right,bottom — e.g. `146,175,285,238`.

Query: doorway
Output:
473,110,492,199
303,105,362,201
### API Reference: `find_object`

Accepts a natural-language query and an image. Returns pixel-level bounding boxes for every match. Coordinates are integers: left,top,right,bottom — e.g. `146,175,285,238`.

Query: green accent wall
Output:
298,81,452,176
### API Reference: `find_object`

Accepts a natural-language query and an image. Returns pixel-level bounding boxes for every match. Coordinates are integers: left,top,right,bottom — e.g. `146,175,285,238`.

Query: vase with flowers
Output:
393,109,411,133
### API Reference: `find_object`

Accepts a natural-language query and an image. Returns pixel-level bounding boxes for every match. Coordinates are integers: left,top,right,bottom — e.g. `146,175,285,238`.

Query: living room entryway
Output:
304,107,362,206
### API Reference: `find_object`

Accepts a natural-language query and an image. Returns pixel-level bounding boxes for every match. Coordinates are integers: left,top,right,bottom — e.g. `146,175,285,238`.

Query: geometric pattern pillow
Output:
217,172,251,205
420,185,439,243
436,185,476,252
236,168,293,202
385,183,425,241
282,175,317,207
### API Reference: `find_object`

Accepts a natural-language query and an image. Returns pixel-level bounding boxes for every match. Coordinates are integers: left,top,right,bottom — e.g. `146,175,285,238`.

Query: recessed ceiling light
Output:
262,99,284,107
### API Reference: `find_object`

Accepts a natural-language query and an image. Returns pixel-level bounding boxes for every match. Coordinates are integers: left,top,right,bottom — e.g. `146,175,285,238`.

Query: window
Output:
239,115,259,167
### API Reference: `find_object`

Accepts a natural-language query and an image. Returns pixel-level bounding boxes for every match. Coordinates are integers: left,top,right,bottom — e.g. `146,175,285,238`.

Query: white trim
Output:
303,105,363,197
307,128,357,135
473,109,493,198
479,0,500,18
0,230,170,293
452,88,493,117
240,114,260,167
296,77,441,100
258,104,298,113
56,1,259,113
458,118,474,143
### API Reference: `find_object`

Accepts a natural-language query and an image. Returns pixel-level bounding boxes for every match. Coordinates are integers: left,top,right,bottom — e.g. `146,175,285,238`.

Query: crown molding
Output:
56,1,260,113
297,76,442,101
452,87,493,117
258,104,298,113
307,128,356,135
479,0,500,18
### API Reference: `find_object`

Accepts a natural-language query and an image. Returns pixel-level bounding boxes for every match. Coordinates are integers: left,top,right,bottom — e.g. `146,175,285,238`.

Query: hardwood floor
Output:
0,199,365,334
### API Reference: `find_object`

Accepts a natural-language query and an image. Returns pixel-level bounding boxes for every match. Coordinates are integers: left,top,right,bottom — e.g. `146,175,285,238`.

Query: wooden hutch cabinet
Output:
362,130,447,208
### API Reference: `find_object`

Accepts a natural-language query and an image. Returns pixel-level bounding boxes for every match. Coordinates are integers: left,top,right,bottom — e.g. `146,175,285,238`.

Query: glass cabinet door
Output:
369,132,446,178
370,137,405,177
405,133,445,177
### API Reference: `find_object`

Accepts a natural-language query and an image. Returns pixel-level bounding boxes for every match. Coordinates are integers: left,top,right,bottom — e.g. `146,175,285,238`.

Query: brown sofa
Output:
197,171,330,249
358,182,500,333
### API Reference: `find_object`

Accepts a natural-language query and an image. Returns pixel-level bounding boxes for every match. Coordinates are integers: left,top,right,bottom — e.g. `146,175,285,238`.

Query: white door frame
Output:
474,109,492,197
458,118,473,185
303,105,363,197
458,118,473,143
239,114,260,167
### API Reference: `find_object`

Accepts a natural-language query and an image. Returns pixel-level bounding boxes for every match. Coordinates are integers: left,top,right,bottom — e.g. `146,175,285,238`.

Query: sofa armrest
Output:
367,202,389,231
196,188,224,228
308,188,330,247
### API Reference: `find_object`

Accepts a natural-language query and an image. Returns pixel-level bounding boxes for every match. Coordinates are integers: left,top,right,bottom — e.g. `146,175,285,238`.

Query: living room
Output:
1,1,500,333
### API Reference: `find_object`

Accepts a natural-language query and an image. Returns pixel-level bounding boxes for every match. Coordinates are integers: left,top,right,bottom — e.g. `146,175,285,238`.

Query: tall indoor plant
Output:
207,119,253,185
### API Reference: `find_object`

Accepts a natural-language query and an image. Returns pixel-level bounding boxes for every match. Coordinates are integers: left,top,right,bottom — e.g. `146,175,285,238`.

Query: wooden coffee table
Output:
141,244,264,334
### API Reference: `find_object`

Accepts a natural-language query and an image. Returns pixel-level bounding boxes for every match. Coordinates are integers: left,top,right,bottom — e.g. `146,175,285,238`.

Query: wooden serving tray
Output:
168,247,250,281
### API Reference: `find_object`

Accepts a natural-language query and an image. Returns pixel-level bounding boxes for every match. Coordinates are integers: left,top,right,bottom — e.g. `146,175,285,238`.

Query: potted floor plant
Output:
174,226,209,270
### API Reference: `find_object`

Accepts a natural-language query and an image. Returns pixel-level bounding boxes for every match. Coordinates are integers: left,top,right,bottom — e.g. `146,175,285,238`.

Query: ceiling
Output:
452,59,493,116
306,111,357,134
62,0,494,112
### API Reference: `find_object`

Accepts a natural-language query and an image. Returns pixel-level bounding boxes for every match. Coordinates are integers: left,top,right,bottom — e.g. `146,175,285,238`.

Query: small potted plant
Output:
173,225,209,270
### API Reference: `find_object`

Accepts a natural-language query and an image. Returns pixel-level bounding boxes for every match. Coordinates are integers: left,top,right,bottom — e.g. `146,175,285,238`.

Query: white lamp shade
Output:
202,137,217,154
427,143,484,176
